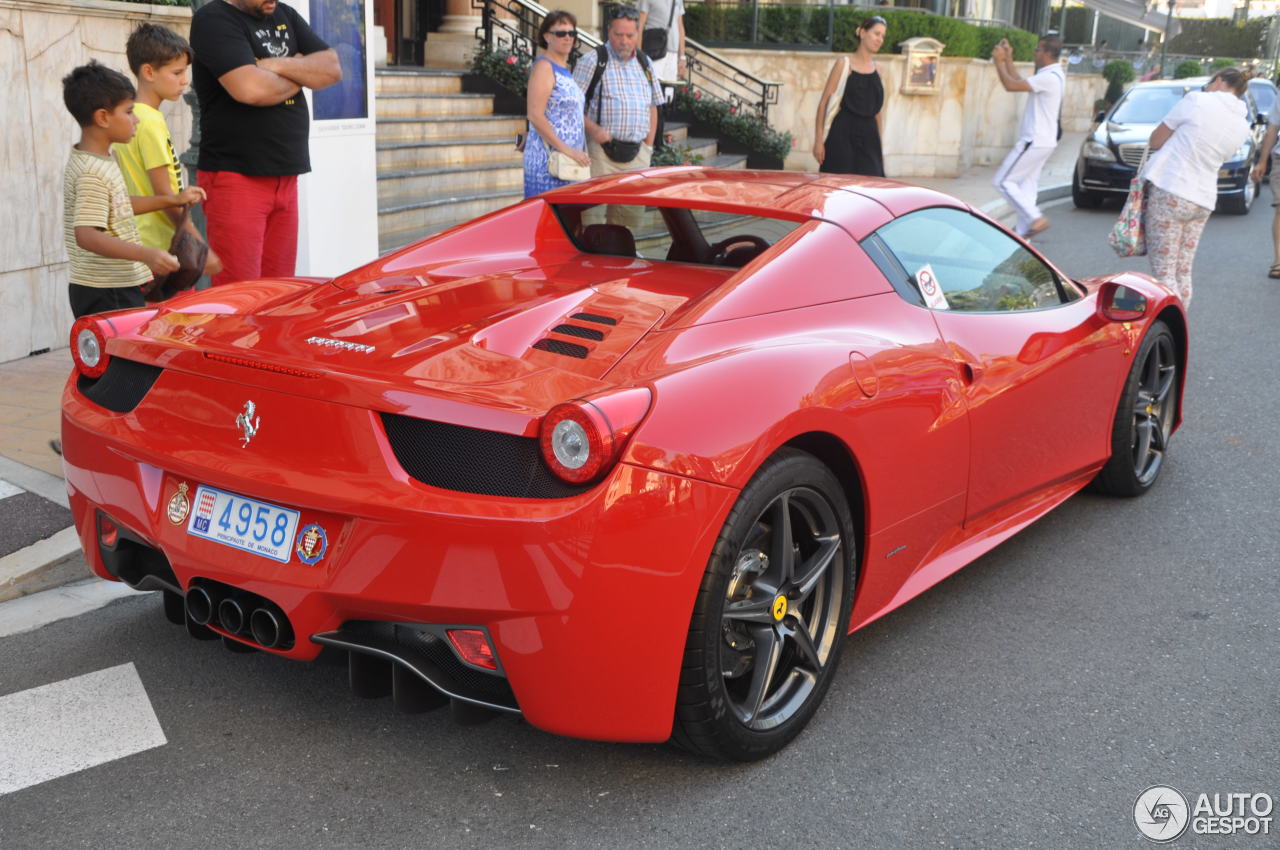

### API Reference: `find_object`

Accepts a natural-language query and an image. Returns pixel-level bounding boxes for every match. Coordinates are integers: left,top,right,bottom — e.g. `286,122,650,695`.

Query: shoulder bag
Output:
1108,146,1150,258
642,1,677,61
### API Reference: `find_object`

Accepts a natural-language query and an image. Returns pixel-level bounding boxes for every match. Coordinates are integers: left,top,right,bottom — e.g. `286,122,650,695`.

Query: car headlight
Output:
1081,139,1116,162
1228,141,1251,163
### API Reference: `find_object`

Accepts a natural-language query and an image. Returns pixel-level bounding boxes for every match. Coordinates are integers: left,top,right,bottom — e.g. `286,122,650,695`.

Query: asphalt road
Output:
2,196,1278,849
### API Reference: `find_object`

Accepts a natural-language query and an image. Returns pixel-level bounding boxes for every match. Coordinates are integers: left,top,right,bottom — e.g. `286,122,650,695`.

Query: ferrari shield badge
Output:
167,482,191,525
295,523,328,565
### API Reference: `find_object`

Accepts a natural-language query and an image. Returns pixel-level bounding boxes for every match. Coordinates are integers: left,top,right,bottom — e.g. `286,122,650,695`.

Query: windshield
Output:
551,204,802,268
1110,86,1192,124
1251,82,1276,116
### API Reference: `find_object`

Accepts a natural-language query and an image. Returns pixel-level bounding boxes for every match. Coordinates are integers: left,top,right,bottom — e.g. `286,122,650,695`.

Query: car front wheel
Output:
672,449,856,761
1219,177,1257,215
1072,171,1105,209
1092,320,1179,497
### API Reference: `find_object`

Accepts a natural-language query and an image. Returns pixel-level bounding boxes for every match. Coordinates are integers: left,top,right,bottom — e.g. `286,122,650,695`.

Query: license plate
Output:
187,485,300,563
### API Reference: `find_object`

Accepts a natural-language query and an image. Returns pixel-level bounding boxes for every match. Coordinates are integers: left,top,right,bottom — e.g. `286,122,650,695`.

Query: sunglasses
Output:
865,15,886,25
610,7,640,19
548,29,577,37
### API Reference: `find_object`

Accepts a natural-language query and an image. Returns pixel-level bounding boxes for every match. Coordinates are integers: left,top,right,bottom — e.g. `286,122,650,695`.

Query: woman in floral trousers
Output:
1141,68,1251,306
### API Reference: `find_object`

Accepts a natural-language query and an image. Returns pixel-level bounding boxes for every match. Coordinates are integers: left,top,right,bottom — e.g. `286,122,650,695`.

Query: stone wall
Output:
0,0,193,363
715,48,1105,175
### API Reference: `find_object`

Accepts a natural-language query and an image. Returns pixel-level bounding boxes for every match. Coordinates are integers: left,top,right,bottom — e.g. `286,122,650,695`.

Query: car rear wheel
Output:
1092,321,1178,497
1072,172,1105,209
672,449,856,761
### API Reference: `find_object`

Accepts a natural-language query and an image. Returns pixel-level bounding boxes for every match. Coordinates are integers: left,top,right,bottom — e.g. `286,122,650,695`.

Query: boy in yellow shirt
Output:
114,23,222,282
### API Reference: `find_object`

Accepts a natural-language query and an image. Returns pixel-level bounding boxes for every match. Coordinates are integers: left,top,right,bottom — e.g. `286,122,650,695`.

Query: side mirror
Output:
1098,280,1148,321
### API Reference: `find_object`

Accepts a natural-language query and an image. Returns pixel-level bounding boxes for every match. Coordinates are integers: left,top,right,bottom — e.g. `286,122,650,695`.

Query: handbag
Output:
1108,147,1150,258
642,0,677,61
601,139,642,163
144,205,209,302
547,150,590,182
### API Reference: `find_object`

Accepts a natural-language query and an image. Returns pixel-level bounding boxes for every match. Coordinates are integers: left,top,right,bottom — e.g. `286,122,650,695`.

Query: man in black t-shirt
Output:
191,0,341,285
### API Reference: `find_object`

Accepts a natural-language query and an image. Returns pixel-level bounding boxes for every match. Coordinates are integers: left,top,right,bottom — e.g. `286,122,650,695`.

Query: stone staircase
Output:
375,67,747,255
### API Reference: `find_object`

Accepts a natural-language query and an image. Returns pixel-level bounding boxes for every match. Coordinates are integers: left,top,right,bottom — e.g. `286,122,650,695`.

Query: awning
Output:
1073,0,1182,38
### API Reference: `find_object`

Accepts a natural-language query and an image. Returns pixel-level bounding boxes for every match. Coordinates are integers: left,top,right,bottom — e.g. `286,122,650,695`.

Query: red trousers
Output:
198,171,299,286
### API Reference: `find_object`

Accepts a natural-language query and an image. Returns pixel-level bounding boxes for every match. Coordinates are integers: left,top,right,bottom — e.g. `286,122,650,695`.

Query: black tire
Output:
1072,172,1105,209
672,449,857,761
1092,320,1178,497
1218,177,1257,215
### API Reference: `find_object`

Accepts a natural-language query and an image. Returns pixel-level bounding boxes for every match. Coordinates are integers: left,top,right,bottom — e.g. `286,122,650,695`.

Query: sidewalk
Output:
0,136,1085,603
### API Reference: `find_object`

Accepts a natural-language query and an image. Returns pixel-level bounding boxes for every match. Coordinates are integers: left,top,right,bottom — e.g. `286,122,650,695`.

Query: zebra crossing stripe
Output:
0,663,166,795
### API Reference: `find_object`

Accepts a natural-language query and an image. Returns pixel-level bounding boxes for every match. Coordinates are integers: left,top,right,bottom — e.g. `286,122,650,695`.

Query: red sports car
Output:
61,169,1185,761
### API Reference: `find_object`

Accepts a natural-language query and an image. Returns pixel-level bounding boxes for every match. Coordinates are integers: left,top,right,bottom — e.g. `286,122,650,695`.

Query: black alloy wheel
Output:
1093,320,1179,496
673,449,856,761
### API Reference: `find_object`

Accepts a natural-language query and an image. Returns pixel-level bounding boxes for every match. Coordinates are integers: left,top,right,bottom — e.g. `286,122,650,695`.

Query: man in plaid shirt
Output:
573,7,665,179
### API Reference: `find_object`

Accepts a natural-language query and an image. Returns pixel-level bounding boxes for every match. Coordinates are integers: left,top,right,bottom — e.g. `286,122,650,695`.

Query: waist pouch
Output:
602,139,642,163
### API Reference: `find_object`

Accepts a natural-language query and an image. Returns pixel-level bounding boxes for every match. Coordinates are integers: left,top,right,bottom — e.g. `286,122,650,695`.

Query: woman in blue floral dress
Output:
524,11,589,197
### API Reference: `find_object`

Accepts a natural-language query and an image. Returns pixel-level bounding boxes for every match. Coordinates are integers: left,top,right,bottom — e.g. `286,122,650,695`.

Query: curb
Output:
978,181,1072,224
0,527,87,604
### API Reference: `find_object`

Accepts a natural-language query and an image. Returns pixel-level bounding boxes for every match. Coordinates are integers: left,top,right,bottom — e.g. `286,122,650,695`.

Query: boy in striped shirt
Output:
61,61,203,318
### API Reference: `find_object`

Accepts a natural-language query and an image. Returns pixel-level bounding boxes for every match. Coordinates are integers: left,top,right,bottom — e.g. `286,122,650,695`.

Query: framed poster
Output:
900,37,945,95
310,0,369,120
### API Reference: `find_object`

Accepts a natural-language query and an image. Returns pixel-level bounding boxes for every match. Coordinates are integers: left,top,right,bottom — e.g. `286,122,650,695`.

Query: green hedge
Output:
686,6,1039,60
1167,17,1266,58
1173,59,1203,79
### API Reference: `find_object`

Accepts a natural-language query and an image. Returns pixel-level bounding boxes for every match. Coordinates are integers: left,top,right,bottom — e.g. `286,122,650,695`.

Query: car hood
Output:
123,256,730,419
1098,121,1158,147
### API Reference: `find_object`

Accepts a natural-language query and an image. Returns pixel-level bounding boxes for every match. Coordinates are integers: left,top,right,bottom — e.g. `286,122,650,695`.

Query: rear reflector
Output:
446,629,498,670
98,514,119,549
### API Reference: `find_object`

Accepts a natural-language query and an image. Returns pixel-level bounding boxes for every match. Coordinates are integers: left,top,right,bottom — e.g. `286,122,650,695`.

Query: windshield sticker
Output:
916,264,950,310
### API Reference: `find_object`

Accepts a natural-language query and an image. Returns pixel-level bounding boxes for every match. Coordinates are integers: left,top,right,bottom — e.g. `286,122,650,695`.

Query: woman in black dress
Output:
813,15,886,176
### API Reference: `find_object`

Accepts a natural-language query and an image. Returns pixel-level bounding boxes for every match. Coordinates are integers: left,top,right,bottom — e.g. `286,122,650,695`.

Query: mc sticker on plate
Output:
916,264,950,310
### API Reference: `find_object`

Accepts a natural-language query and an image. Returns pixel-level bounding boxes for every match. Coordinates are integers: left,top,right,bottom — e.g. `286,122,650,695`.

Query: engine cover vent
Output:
532,339,589,358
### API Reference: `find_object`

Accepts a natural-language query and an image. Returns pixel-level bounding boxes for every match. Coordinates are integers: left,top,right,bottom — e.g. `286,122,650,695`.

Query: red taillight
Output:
539,387,652,485
70,317,109,378
446,629,498,670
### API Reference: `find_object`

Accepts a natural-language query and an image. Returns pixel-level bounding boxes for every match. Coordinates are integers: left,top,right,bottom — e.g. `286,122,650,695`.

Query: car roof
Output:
542,168,966,235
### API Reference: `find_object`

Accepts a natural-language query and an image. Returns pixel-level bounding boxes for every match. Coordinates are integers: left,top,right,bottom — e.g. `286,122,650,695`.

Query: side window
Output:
875,207,1074,312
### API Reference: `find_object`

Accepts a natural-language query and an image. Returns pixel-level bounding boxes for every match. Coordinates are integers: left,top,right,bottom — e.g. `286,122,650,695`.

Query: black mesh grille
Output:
532,339,589,358
341,620,518,709
76,358,163,413
571,312,618,326
380,413,589,499
551,323,605,341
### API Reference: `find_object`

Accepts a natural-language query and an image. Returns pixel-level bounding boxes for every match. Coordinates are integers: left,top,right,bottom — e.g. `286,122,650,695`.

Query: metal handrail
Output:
470,0,781,120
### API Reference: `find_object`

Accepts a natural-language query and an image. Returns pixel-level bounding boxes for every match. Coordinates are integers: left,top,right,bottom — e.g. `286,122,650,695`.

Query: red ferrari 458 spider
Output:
60,169,1185,760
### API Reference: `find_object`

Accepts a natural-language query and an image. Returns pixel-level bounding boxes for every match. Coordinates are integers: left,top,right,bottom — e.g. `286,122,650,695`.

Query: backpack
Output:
582,44,655,123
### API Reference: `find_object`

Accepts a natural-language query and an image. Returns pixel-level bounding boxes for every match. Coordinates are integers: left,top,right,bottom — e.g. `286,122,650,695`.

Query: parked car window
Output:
875,207,1076,312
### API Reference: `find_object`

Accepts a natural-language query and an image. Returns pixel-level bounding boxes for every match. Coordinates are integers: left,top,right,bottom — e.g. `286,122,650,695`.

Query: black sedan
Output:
1073,77,1264,215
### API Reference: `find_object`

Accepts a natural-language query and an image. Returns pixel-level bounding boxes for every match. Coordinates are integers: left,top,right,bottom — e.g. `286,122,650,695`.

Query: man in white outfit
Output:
991,34,1065,237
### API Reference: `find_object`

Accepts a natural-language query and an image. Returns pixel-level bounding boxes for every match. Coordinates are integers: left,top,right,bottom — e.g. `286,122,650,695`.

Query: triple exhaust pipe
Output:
186,585,291,649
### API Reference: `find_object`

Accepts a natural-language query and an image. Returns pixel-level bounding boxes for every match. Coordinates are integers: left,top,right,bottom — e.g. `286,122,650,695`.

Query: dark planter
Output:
461,73,527,116
745,151,785,170
667,107,720,140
